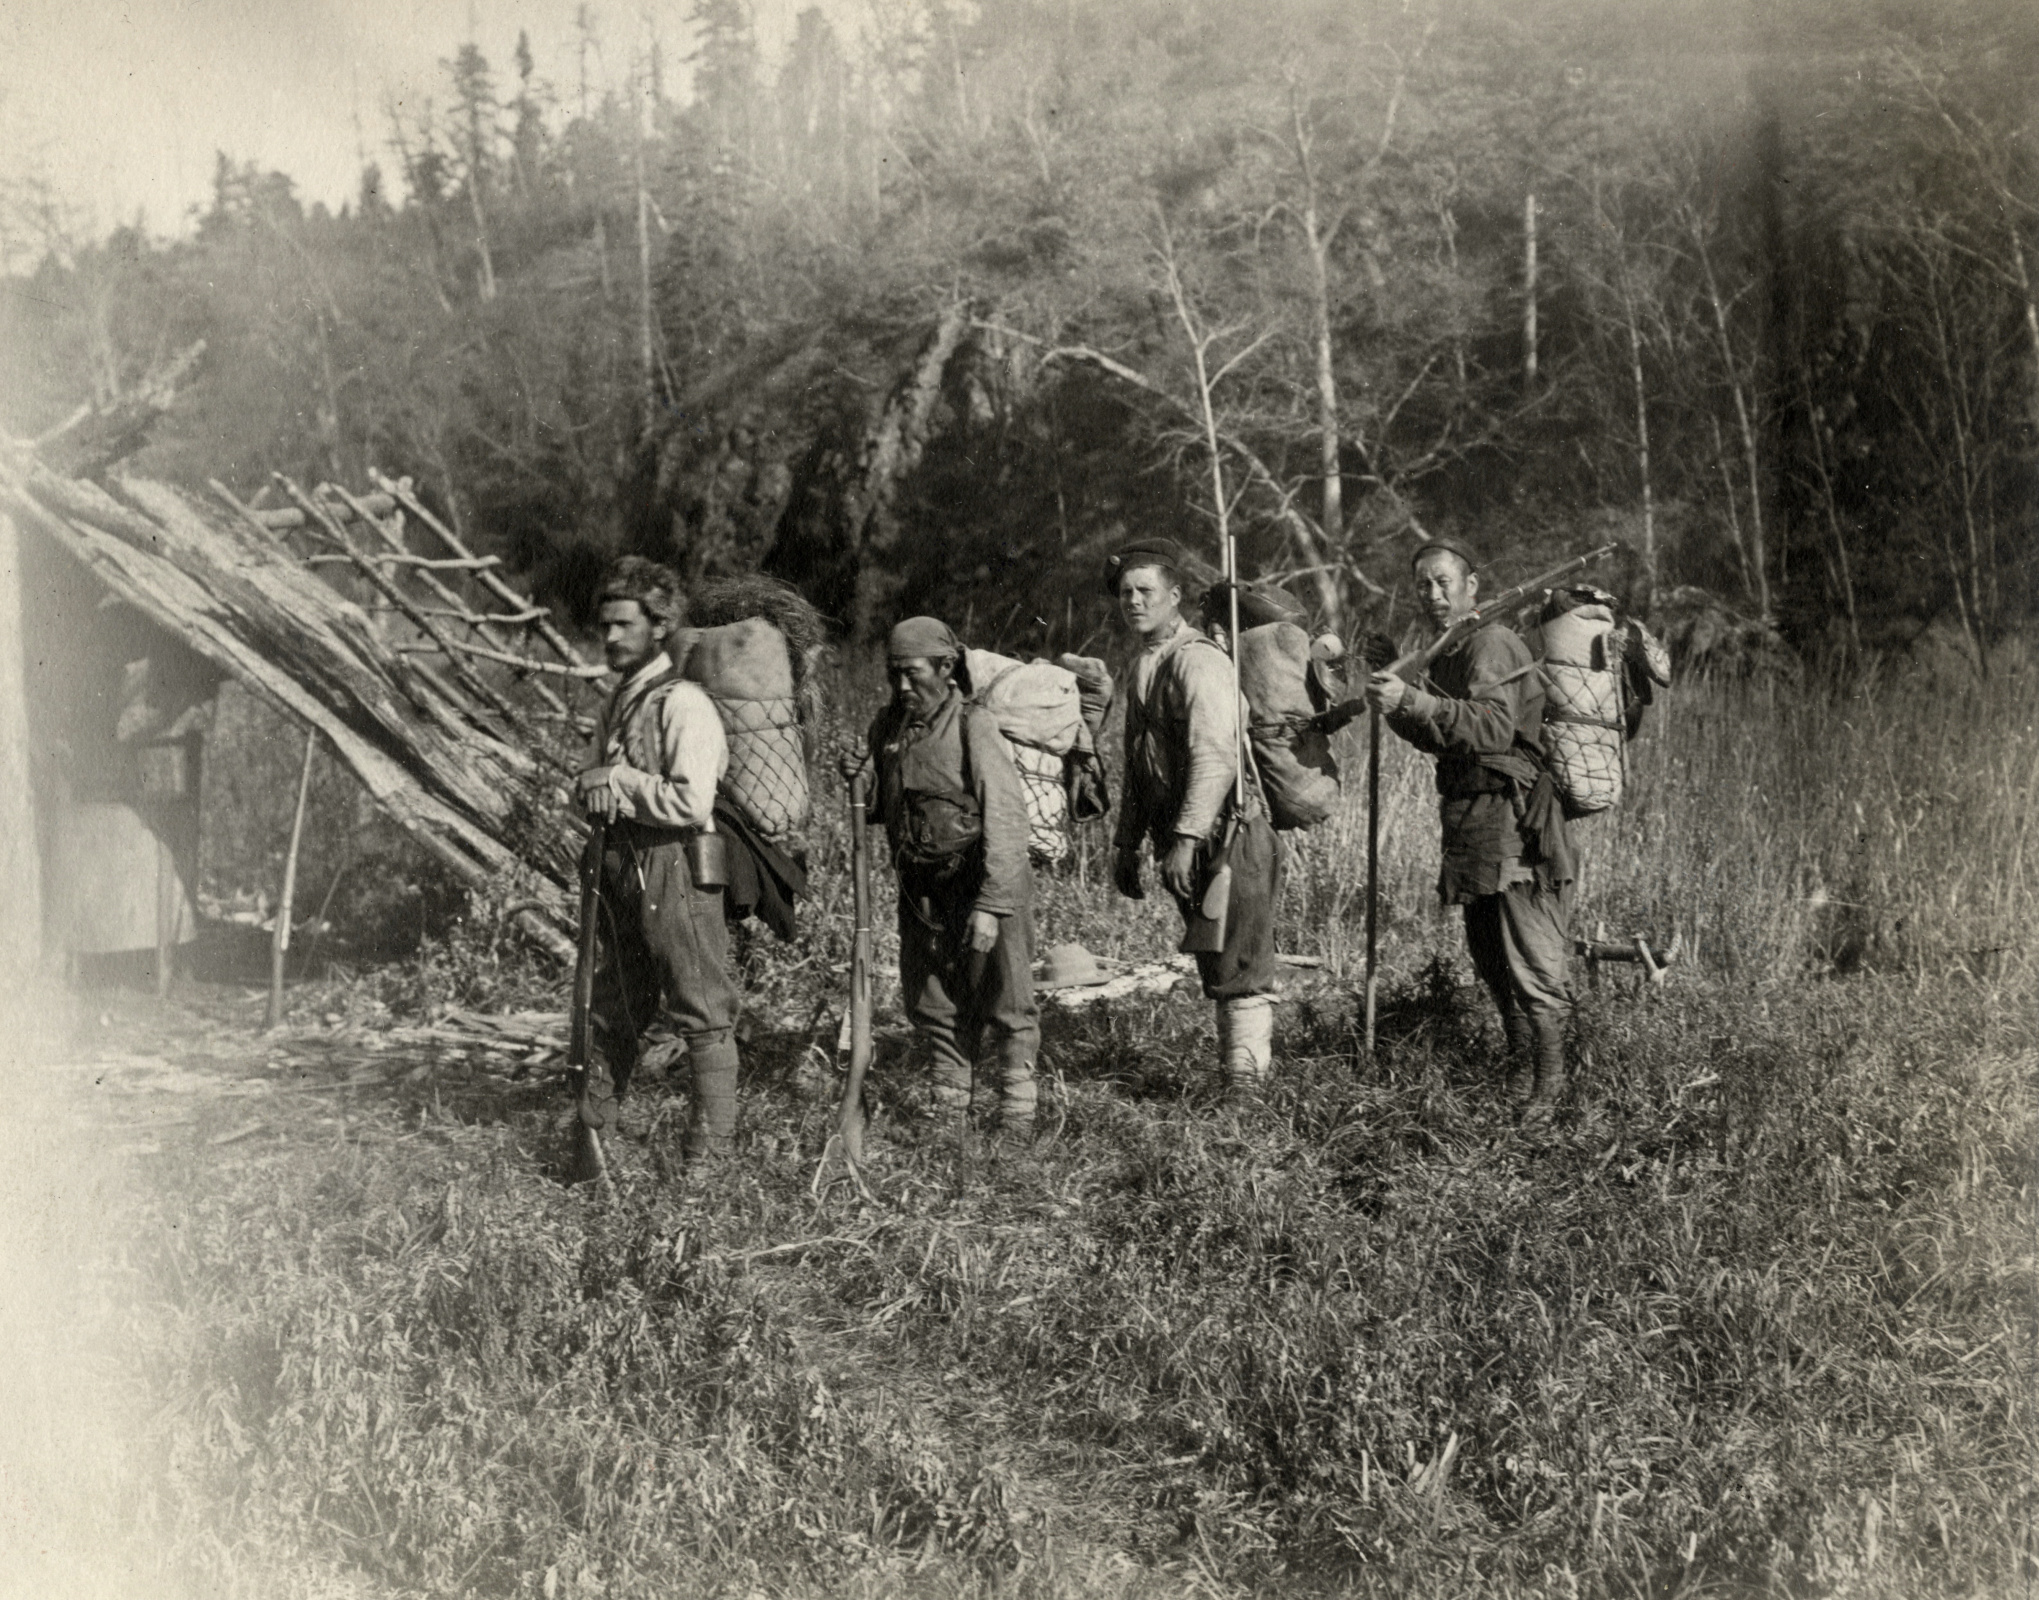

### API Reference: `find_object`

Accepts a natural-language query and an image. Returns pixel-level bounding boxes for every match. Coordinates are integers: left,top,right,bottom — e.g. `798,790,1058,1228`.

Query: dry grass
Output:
96,663,2039,1597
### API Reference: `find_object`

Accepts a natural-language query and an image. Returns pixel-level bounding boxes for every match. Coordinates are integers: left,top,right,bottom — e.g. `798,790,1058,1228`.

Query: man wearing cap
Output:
867,617,1040,1142
1107,538,1282,1094
1364,536,1577,1116
575,556,745,1168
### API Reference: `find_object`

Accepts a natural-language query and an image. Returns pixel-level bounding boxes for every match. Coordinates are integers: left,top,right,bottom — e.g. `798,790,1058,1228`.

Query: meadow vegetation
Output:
105,664,2037,1598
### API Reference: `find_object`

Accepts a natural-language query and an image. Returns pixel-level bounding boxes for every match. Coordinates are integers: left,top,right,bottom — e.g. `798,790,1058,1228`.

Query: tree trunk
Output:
2009,225,2039,432
1523,192,1539,390
1620,280,1656,614
1697,240,1770,621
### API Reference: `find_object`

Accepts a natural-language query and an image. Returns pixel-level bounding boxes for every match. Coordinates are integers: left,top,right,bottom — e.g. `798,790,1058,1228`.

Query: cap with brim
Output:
886,616,962,663
1103,538,1189,597
1411,534,1481,573
1038,941,1112,989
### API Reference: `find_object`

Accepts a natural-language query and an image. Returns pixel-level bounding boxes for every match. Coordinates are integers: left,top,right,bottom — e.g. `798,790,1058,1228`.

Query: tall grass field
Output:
23,665,2036,1599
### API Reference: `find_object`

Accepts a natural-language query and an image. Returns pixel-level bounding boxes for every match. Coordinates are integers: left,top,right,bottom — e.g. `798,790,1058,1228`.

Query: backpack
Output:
1237,621,1342,830
964,648,1114,865
669,617,811,842
1532,586,1669,819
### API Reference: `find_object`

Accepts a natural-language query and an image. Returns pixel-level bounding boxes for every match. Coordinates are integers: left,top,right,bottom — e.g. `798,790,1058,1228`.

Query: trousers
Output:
588,831,739,1106
1463,878,1573,1026
897,873,1039,1121
1166,813,1283,1000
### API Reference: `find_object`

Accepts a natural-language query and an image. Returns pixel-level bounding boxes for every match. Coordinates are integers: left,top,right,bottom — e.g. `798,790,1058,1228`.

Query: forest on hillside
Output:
3,0,2034,668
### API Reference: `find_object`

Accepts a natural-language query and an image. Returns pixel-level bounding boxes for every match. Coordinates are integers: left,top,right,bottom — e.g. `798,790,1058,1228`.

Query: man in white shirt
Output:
575,557,741,1164
1108,537,1282,1095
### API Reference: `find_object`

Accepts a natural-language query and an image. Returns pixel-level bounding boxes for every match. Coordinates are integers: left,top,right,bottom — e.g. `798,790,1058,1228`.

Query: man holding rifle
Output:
867,617,1040,1144
1365,536,1578,1118
1108,538,1282,1097
574,557,744,1168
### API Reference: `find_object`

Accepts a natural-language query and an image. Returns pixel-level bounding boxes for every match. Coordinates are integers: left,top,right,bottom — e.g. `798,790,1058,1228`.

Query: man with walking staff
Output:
1365,536,1577,1117
867,616,1041,1145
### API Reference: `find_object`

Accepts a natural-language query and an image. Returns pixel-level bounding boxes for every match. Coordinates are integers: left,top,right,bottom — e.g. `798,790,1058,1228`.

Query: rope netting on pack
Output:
716,694,810,840
1540,602,1625,816
1010,740,1071,865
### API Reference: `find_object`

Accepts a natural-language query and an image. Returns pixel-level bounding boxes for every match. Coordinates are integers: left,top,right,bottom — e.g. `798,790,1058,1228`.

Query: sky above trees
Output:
1,0,842,234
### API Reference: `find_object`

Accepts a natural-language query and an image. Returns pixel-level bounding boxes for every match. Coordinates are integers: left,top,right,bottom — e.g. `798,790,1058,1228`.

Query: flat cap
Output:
885,616,962,662
1103,537,1190,596
1410,534,1482,573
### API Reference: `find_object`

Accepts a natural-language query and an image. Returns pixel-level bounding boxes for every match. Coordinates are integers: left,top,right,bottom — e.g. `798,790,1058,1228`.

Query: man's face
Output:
600,598,667,677
890,655,955,720
1117,565,1183,642
1414,552,1478,630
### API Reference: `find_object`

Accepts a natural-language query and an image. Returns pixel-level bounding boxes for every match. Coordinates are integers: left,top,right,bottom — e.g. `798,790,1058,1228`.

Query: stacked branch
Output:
0,445,589,958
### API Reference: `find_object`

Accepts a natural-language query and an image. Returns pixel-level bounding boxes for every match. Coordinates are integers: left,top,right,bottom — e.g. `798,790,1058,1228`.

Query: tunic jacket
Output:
867,688,1030,919
1386,621,1571,904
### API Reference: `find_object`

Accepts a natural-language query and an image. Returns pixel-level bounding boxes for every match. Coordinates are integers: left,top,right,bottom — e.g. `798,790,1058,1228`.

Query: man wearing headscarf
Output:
1364,536,1577,1117
1106,537,1283,1095
866,617,1040,1141
575,556,745,1167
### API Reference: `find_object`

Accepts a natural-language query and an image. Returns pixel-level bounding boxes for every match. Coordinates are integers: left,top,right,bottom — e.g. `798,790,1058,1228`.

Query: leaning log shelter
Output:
0,428,607,981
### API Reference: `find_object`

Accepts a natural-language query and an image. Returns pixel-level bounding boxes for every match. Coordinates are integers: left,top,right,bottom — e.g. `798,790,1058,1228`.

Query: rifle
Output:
814,763,878,1201
1312,542,1623,734
569,817,613,1192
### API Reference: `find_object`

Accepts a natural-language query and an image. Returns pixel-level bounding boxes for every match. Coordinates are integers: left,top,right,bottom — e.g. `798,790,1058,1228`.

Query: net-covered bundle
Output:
964,647,1084,866
1009,740,1071,864
1537,597,1624,817
677,578,828,844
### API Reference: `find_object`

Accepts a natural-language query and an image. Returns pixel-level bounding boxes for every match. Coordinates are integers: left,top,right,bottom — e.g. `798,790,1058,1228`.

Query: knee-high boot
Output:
1525,1013,1568,1115
1217,995,1274,1095
1502,1008,1535,1107
684,1035,741,1160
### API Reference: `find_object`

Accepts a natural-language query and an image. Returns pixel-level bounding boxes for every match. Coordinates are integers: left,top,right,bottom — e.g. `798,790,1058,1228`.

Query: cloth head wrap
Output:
1103,537,1190,596
886,616,962,664
1410,534,1482,575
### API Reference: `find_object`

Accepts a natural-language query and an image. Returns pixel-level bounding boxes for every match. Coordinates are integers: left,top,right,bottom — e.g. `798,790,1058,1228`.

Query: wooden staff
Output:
1365,706,1380,1054
266,729,317,1030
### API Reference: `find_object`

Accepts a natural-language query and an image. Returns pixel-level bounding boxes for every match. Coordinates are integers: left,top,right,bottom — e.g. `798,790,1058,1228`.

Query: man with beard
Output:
575,557,744,1165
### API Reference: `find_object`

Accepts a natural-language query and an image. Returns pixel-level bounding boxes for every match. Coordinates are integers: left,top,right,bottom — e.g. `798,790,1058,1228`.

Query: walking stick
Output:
569,817,614,1195
1365,706,1380,1055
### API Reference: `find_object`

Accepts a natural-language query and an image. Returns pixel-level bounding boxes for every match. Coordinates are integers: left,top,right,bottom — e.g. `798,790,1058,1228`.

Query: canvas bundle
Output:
674,616,811,841
1237,621,1340,831
965,647,1089,864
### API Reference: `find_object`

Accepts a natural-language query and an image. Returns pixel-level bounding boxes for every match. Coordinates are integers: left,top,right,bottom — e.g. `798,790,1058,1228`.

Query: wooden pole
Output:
1523,192,1539,390
1365,707,1380,1054
154,833,176,998
267,729,317,1030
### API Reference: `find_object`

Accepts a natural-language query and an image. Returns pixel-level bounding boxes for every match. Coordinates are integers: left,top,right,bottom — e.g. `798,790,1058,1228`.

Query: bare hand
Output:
578,766,622,822
1113,846,1144,900
966,910,1000,953
1364,670,1408,714
1161,837,1199,901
